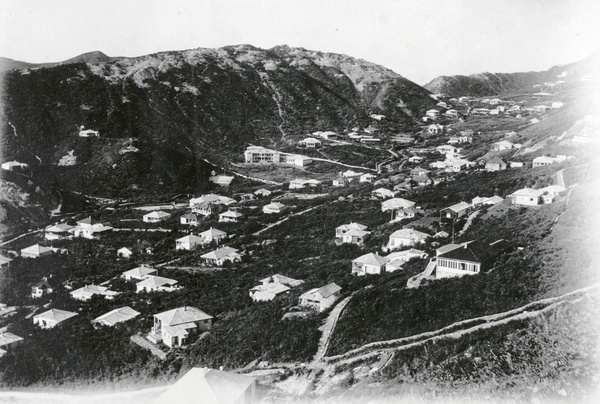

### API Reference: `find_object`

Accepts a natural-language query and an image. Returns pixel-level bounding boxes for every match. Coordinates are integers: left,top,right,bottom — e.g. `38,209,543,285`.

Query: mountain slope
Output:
425,50,600,96
0,45,434,198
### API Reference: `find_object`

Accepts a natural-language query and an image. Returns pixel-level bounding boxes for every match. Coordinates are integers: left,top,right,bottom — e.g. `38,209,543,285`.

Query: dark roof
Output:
439,239,512,263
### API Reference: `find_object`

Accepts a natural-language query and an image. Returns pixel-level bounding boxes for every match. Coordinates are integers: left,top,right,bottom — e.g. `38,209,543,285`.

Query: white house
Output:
359,173,377,183
31,278,53,299
509,188,544,206
1,161,29,171
148,306,213,349
219,210,243,223
335,222,368,238
0,332,23,357
427,123,444,134
352,253,390,276
249,274,304,302
79,127,99,137
33,309,78,329
180,213,199,225
197,227,227,245
263,202,287,214
493,140,514,151
44,223,74,240
340,229,370,245
485,157,507,172
122,265,158,281
70,285,120,301
532,156,558,167
425,109,440,119
136,276,180,293
298,137,322,148
299,283,341,312
408,156,423,164
189,194,236,207
93,307,140,327
254,188,272,197
244,146,313,167
381,197,416,212
175,234,206,251
20,244,57,259
117,247,133,259
372,188,395,199
386,229,429,250
201,246,241,266
69,217,113,239
143,210,171,223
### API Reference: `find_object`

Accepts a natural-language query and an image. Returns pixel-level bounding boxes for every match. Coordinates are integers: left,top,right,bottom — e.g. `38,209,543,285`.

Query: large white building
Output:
244,146,312,167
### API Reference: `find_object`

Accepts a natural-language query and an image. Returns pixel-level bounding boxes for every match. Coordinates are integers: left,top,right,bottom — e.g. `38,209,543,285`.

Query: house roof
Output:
21,244,54,256
264,202,286,210
414,174,431,183
154,306,213,326
144,210,171,218
34,308,78,323
71,285,119,299
250,282,290,295
485,195,504,204
382,198,416,211
259,274,303,286
344,229,370,237
176,234,205,243
220,210,243,217
511,187,544,197
201,246,240,260
93,306,140,326
117,247,133,254
45,223,74,233
123,266,157,278
487,157,506,165
389,228,429,241
33,278,52,289
181,213,198,220
0,332,23,347
254,188,272,195
77,217,98,226
316,283,342,299
157,367,256,404
386,248,426,260
443,202,471,213
337,222,368,232
137,275,178,290
0,255,13,265
353,253,389,266
199,227,227,238
438,240,495,263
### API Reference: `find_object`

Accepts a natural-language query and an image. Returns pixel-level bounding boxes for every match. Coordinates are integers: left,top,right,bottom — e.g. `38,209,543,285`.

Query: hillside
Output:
0,45,434,199
424,50,600,97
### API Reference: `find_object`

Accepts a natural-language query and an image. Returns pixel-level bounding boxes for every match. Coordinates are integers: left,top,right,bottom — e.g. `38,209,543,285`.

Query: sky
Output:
1,0,599,84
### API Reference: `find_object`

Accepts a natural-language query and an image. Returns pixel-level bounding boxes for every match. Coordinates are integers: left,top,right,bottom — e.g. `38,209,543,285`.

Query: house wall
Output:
512,195,540,206
436,258,480,278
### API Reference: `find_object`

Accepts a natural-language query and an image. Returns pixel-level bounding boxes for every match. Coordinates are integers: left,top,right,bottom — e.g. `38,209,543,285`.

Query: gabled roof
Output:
199,227,227,238
34,308,78,323
0,332,23,347
219,210,243,217
0,255,13,265
181,213,198,220
386,248,426,260
511,187,544,197
77,217,97,226
154,306,213,326
176,234,205,243
136,275,178,290
157,367,256,404
264,202,286,210
122,266,158,278
353,253,389,266
21,244,54,256
438,240,494,263
443,202,471,213
487,157,506,165
201,246,240,260
250,282,290,295
344,229,370,237
93,306,140,326
389,228,429,241
144,210,171,218
336,222,368,232
259,274,304,287
316,283,342,299
382,198,416,211
45,223,74,233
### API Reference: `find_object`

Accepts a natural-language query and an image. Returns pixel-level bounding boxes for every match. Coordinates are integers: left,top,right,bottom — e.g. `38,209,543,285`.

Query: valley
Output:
0,45,599,403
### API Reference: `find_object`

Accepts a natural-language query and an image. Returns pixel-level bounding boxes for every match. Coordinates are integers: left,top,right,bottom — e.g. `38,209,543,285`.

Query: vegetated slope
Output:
424,49,600,96
0,45,435,199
